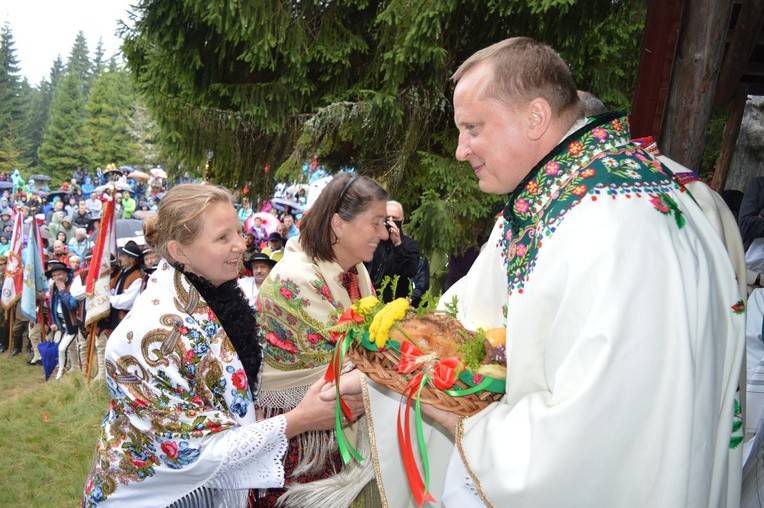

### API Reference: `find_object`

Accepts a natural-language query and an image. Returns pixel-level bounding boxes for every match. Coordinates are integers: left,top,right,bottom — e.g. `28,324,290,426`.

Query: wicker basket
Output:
348,339,504,417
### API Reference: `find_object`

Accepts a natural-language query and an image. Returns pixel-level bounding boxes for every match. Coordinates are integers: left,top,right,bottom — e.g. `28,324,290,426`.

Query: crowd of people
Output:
3,35,764,508
0,166,167,375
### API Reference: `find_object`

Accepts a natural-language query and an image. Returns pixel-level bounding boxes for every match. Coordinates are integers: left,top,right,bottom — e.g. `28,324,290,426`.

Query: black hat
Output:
119,240,144,259
45,260,71,278
247,252,277,269
268,232,283,242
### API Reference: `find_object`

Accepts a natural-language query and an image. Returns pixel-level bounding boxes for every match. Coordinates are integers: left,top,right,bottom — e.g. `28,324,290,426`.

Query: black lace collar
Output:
182,270,262,394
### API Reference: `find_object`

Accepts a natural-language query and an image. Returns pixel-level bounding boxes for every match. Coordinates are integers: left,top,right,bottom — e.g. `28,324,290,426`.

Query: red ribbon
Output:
432,356,462,390
398,340,426,374
397,372,435,506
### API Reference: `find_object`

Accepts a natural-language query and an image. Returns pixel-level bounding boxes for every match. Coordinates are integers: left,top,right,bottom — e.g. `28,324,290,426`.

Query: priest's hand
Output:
420,402,459,438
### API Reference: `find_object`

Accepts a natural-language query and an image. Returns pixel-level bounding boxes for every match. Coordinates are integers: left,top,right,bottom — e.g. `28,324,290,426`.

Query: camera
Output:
385,216,393,232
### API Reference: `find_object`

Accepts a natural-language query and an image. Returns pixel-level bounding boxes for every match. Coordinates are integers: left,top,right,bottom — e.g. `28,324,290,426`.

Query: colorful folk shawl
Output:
82,260,287,507
257,237,376,507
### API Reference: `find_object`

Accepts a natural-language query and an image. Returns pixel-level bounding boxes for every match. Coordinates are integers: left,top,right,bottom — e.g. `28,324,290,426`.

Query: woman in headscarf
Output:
82,184,360,507
257,173,389,507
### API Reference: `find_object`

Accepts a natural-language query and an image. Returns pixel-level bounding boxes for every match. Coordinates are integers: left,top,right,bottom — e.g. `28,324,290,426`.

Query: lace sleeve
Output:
208,414,288,489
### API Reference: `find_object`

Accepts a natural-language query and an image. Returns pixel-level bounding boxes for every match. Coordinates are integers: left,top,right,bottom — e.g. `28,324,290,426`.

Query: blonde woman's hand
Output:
319,368,362,401
284,376,364,438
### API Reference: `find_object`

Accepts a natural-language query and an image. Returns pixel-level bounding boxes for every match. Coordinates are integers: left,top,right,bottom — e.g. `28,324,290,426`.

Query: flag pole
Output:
6,305,13,354
84,324,97,384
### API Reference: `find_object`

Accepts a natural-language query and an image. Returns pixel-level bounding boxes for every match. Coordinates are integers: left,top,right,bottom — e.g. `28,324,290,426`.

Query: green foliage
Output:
0,127,27,174
38,71,90,182
123,0,647,251
457,328,487,372
85,69,143,167
67,31,92,96
0,22,32,172
700,110,729,180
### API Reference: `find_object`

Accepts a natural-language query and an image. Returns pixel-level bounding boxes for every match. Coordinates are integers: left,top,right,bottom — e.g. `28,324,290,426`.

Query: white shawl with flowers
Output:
82,260,287,507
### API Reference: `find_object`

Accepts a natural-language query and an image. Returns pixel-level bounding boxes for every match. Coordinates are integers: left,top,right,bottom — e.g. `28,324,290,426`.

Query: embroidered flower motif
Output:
544,161,560,176
514,198,530,214
515,243,527,258
571,185,587,196
265,331,299,353
625,169,641,180
525,180,540,194
161,441,179,459
731,300,745,314
185,349,195,362
592,127,607,140
306,332,323,344
650,193,686,228
231,369,248,390
602,157,618,168
229,393,249,417
279,287,294,299
203,321,218,337
581,168,595,178
611,118,623,131
568,141,583,156
193,342,209,356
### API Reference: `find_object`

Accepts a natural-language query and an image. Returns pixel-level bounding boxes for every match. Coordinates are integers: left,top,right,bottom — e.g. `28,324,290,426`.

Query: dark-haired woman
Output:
82,184,357,507
257,173,388,507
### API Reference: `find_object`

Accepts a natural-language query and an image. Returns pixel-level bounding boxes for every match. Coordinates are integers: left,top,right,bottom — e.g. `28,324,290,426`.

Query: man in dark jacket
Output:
47,260,80,379
366,200,421,302
740,176,764,251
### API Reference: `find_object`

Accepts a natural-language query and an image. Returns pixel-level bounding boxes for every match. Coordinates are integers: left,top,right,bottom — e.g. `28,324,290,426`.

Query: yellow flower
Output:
352,296,379,316
369,298,410,348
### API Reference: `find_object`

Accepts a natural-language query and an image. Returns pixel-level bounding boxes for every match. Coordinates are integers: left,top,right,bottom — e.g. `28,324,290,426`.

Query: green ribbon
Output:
416,373,431,497
444,375,493,397
333,333,363,464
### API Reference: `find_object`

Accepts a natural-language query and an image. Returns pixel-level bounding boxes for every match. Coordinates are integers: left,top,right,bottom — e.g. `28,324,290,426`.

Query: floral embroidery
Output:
568,141,583,156
650,192,685,229
259,273,339,369
731,300,745,314
730,397,743,449
499,114,678,296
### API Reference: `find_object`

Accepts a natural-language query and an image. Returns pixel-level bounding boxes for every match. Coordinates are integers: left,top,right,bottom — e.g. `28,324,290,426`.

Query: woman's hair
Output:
56,231,66,241
299,173,387,262
143,184,233,263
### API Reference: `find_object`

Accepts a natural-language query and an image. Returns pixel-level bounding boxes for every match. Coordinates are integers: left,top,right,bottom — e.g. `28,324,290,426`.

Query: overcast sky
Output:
1,0,134,87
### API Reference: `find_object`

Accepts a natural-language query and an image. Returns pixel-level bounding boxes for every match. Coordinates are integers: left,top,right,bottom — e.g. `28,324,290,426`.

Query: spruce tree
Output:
92,38,106,80
123,0,647,257
0,22,29,172
38,71,90,182
85,68,141,166
67,31,91,96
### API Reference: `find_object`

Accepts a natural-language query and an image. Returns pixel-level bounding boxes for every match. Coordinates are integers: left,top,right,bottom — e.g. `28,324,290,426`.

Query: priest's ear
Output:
525,98,552,141
166,240,189,266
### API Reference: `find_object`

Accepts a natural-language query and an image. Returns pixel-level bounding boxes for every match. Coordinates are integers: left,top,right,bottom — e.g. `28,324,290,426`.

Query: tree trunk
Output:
659,0,734,170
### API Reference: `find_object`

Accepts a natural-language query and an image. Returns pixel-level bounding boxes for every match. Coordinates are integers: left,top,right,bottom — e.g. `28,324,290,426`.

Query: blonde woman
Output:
83,184,361,507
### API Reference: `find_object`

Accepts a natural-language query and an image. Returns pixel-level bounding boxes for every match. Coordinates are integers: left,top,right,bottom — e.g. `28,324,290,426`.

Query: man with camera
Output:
366,200,421,302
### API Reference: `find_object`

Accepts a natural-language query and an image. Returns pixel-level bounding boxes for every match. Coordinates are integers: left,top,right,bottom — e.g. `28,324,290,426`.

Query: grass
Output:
0,353,110,507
